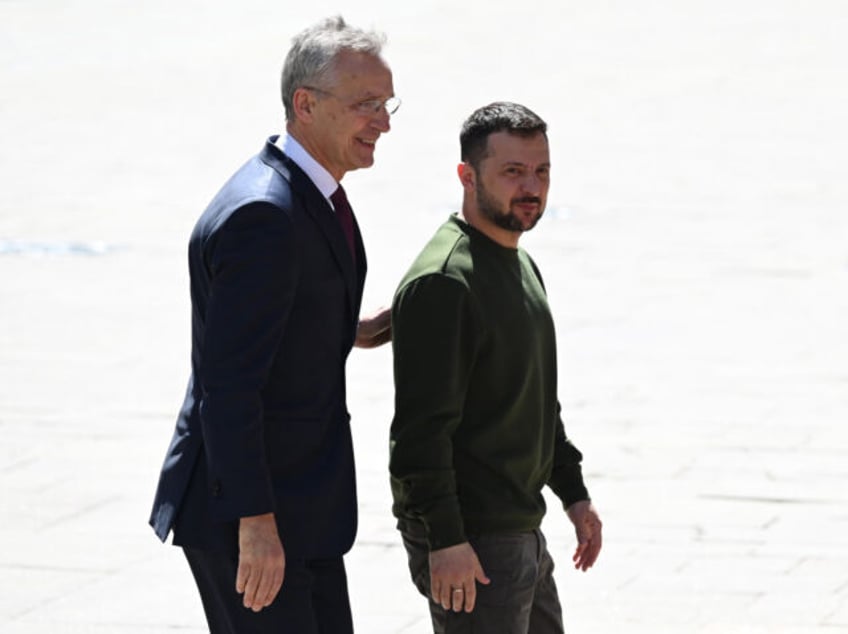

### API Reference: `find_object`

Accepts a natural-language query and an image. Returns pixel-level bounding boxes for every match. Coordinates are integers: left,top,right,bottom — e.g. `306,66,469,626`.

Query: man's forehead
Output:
485,132,550,163
332,51,392,81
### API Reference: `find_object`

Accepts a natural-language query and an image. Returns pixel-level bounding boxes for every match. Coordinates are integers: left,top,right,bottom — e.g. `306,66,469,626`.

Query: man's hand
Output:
355,306,392,348
236,513,285,612
429,542,490,613
566,500,603,571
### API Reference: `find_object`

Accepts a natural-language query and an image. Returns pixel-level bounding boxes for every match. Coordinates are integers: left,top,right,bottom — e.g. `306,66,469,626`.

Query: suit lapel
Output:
350,211,367,306
260,141,359,320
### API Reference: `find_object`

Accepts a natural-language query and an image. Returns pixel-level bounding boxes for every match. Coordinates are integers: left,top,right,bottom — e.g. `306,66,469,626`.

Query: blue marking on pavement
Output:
0,240,122,256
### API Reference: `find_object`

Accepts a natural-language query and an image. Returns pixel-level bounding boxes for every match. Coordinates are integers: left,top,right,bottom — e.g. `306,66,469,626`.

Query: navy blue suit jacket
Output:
149,137,366,559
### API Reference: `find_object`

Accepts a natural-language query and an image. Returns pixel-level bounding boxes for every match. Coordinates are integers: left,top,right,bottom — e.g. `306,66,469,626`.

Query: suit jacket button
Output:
211,481,222,497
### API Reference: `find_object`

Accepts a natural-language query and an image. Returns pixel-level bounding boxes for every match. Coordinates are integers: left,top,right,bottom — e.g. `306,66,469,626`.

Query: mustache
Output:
511,196,542,205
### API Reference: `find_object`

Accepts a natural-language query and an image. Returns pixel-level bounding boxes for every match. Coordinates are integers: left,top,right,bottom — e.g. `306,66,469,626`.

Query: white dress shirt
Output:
275,133,340,211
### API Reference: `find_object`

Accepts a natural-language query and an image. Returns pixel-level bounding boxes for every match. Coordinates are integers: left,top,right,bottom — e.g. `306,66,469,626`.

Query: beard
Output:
476,180,544,233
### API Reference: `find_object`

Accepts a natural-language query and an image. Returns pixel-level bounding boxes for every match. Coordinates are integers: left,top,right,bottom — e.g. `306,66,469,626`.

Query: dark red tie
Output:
330,185,357,266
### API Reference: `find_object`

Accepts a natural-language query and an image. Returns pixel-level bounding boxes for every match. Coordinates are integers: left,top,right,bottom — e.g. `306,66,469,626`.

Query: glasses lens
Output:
385,97,400,115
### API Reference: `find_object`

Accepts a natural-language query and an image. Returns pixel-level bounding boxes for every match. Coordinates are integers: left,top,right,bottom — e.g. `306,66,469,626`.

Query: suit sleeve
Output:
389,274,478,550
199,202,298,523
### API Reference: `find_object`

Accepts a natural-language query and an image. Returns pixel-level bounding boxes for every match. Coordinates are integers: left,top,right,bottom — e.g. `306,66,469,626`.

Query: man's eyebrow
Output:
355,90,393,98
500,161,551,168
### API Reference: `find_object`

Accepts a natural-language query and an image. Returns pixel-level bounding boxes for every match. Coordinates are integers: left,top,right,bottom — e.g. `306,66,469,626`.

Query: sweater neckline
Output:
449,214,520,259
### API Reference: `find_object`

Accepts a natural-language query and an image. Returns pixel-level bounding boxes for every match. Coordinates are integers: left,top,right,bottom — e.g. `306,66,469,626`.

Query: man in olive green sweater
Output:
389,102,603,633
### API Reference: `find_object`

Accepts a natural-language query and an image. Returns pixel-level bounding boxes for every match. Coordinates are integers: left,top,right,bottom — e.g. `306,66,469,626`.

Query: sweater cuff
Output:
423,503,467,550
550,463,590,509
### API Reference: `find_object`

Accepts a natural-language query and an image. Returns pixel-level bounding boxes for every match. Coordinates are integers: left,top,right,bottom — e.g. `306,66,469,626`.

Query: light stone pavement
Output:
1,1,847,632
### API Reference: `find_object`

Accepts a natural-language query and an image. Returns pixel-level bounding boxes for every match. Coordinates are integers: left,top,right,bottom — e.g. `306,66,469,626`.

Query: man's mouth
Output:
513,197,541,211
514,197,541,205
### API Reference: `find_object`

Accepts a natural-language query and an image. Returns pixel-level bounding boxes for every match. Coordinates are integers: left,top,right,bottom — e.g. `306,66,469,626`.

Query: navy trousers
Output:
183,546,354,634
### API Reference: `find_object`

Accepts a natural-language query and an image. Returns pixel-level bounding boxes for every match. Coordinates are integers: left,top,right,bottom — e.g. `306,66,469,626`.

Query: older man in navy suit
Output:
149,16,397,633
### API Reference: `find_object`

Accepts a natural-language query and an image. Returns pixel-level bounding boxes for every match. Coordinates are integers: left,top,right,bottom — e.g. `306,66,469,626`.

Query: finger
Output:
263,565,285,607
242,568,263,610
440,587,451,610
577,518,603,570
251,570,276,612
466,563,489,612
580,551,596,570
439,583,452,610
268,568,286,605
583,537,602,570
475,564,491,586
464,583,476,613
573,541,588,569
367,327,392,347
252,568,274,612
430,576,441,604
433,578,449,609
577,537,600,571
451,587,465,612
235,561,250,594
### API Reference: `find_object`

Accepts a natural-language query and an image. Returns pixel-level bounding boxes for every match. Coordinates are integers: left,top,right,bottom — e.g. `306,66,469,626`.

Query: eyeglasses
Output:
303,85,401,116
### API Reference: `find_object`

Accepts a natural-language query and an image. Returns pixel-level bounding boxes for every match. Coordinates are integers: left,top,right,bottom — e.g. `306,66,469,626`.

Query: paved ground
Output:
1,1,847,632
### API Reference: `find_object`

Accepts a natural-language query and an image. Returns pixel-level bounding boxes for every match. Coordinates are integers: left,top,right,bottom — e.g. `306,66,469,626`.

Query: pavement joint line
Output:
36,496,124,531
0,457,38,473
697,494,845,505
0,563,111,574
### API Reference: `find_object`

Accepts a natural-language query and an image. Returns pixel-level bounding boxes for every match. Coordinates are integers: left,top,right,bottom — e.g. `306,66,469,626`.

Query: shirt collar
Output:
275,133,338,200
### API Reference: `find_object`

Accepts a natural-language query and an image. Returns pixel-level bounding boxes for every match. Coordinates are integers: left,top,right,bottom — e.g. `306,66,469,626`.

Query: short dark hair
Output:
460,102,548,171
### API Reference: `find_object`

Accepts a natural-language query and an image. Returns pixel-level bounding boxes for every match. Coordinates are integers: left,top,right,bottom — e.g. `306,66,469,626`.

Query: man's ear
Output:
457,162,476,191
292,87,316,122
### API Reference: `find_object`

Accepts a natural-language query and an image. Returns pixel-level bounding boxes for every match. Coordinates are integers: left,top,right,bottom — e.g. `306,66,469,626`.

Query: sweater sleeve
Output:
389,274,478,550
527,256,591,508
546,402,591,509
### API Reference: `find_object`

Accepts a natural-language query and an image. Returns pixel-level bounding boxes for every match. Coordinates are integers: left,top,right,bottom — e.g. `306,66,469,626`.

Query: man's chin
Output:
506,214,542,233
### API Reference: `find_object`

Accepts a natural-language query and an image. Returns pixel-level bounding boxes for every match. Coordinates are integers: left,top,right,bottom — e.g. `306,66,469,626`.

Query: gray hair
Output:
281,15,386,120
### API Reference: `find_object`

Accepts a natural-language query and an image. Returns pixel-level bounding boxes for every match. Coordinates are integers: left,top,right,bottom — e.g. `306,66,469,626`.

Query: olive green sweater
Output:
389,215,589,550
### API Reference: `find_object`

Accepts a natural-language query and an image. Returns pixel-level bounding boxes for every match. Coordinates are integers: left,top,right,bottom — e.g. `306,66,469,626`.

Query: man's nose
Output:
520,172,543,194
371,108,391,132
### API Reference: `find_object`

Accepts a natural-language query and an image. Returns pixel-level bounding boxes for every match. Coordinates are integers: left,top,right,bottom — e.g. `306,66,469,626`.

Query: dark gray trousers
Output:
401,526,565,634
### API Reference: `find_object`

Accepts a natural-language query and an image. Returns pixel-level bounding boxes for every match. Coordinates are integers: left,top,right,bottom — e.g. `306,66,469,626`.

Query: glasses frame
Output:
302,85,401,116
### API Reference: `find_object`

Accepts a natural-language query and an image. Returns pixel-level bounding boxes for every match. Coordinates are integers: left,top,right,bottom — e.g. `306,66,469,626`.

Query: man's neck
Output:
461,206,521,249
285,123,344,182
